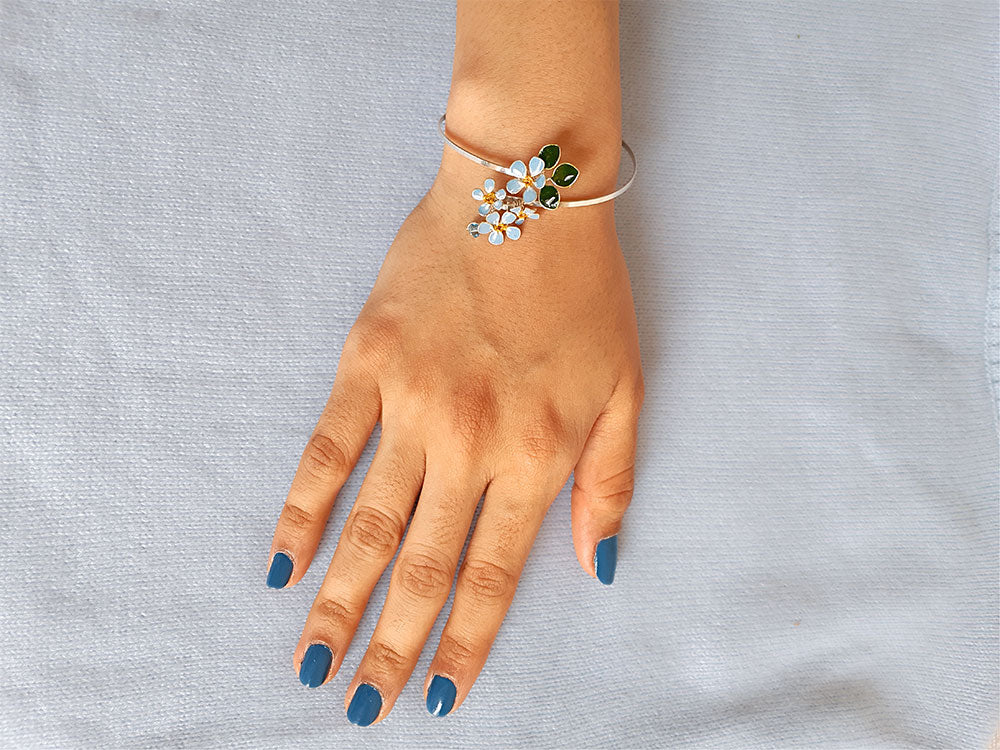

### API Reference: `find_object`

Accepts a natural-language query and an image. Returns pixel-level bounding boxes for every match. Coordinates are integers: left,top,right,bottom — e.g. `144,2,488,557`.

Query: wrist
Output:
422,147,619,274
442,79,622,195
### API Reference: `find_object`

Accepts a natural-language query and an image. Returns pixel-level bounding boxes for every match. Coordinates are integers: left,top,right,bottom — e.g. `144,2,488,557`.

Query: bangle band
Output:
437,114,637,245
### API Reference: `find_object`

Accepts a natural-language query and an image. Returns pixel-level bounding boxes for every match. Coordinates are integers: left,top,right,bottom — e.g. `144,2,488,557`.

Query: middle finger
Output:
343,455,487,726
294,430,424,687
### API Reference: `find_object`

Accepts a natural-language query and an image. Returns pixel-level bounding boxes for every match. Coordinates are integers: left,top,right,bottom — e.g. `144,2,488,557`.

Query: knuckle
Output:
591,486,634,512
447,374,500,451
459,557,517,604
437,632,478,666
575,463,636,511
301,432,351,483
516,403,570,470
343,505,404,560
519,427,563,465
397,550,454,601
280,502,317,534
367,640,408,673
400,367,436,405
347,314,403,366
313,597,355,632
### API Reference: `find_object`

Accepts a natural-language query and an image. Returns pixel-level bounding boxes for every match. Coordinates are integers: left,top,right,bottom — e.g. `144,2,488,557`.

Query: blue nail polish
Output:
299,644,333,688
266,552,293,589
426,675,456,717
347,683,382,726
594,535,618,585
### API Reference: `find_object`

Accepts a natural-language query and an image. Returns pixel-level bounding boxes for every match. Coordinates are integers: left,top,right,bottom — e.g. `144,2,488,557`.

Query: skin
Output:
267,0,642,724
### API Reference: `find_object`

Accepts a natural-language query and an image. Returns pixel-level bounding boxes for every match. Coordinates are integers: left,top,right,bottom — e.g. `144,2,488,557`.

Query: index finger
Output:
266,366,380,589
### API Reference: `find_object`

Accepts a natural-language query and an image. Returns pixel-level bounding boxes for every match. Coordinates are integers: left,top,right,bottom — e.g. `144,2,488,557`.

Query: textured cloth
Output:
1,1,997,748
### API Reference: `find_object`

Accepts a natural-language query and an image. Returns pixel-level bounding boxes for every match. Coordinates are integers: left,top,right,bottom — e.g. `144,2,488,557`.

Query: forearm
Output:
442,0,622,194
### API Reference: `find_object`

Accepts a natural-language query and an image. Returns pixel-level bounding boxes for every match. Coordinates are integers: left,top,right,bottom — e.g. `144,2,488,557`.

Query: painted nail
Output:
594,535,618,585
266,551,293,589
299,644,333,688
426,675,456,717
347,683,382,727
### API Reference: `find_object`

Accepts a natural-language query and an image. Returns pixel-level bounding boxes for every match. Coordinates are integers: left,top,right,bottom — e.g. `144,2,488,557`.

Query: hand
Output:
265,151,643,725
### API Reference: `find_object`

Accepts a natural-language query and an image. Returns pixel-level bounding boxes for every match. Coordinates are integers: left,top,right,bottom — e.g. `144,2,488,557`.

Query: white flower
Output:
505,156,547,203
477,210,521,245
471,178,506,216
511,205,539,225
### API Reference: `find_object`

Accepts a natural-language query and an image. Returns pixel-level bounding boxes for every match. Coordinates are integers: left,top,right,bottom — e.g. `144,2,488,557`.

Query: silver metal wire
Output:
437,115,636,208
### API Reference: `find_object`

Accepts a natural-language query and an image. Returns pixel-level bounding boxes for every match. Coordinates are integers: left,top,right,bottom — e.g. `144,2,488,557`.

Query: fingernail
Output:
594,535,618,585
299,644,333,688
266,551,293,589
426,675,456,717
347,683,382,726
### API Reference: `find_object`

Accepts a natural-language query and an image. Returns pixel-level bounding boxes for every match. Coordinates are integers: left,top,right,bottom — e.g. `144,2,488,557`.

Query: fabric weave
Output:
1,1,997,747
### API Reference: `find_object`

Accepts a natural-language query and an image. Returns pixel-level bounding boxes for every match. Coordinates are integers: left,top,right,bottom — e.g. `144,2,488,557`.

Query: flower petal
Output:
514,217,525,225
478,204,490,216
534,174,546,189
472,188,484,200
523,188,537,203
506,178,523,194
506,225,521,240
509,160,527,178
528,156,545,176
501,211,517,225
478,221,492,235
488,230,504,245
486,211,501,225
528,210,540,219
483,178,495,192
495,189,506,200
491,199,503,209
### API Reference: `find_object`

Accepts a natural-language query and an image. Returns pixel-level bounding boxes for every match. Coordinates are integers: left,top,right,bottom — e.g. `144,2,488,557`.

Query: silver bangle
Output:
437,114,637,245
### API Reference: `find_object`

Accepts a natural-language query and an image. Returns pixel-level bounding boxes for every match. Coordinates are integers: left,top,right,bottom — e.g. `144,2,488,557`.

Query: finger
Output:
570,380,642,585
267,366,380,589
293,431,424,688
422,474,555,718
343,461,486,726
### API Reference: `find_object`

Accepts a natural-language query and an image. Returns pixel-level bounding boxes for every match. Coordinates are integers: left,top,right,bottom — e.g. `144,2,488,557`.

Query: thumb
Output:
571,378,642,585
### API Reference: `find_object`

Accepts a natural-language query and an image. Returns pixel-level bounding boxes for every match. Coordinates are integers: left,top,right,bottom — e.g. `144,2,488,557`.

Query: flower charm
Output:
465,143,580,244
471,178,506,216
478,210,521,245
505,157,546,203
511,205,538,225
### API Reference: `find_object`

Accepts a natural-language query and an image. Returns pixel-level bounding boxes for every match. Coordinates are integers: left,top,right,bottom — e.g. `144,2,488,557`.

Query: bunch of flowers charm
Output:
466,143,580,245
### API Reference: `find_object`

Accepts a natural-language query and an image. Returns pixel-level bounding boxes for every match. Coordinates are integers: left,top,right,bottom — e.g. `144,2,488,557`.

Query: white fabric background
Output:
1,1,997,747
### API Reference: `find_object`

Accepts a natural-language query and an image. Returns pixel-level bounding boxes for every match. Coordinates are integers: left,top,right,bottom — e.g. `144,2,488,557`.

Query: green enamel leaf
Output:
539,184,560,210
552,163,579,187
538,144,560,170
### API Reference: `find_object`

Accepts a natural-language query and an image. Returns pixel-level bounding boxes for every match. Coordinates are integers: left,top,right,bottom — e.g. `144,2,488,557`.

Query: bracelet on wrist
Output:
437,114,637,245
